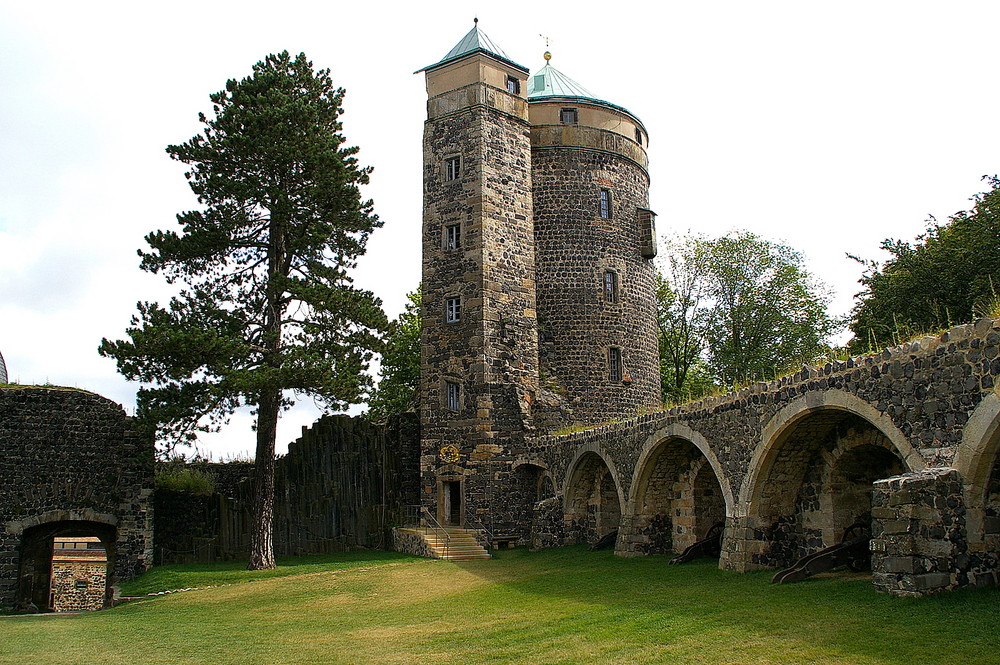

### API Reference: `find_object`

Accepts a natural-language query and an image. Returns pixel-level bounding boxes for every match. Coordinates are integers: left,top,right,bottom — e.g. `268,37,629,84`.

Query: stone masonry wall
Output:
0,387,153,610
532,143,660,426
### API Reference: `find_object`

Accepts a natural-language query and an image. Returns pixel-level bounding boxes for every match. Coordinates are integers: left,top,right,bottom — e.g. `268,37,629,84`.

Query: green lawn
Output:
3,546,997,665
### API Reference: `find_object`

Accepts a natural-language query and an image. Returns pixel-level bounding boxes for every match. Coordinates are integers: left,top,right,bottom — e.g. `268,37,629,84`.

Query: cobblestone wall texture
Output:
0,387,153,610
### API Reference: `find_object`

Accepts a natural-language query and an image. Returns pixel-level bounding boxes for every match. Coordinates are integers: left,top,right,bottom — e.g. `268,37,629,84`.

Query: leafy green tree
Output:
849,177,1000,351
657,231,840,391
701,232,839,385
99,52,386,570
366,287,421,420
655,236,713,403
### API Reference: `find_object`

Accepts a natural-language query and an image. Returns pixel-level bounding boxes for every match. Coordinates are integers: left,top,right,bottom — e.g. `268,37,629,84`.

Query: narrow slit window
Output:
506,75,520,95
599,189,612,219
446,296,461,323
603,271,619,303
446,381,461,411
608,348,623,382
445,156,461,181
635,127,643,145
560,108,578,124
445,223,461,251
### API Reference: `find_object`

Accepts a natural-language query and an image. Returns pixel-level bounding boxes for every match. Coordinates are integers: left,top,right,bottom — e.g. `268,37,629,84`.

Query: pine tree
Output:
100,51,387,569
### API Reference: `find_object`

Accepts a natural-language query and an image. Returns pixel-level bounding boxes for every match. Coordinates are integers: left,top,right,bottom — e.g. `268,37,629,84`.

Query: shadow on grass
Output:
120,549,416,596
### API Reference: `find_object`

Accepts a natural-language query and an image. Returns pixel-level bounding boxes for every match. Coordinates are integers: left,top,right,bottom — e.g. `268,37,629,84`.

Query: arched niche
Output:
563,449,623,546
737,391,916,569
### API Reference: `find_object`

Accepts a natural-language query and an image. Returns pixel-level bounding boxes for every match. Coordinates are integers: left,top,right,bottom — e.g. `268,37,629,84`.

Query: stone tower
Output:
528,54,660,424
418,22,539,529
418,23,660,534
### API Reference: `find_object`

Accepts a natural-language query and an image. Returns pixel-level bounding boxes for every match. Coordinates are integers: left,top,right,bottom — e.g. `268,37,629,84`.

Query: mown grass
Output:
3,546,998,665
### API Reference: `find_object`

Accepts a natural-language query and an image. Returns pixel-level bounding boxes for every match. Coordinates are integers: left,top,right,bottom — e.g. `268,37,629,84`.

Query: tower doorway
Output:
443,481,463,526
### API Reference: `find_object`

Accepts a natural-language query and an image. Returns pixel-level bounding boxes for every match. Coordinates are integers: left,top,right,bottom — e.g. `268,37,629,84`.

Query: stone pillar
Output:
871,468,968,596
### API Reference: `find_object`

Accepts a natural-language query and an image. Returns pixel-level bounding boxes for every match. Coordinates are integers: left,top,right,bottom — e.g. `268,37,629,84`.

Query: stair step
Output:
404,526,492,561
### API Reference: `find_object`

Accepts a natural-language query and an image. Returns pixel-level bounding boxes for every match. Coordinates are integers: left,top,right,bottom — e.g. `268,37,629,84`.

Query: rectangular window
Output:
506,75,520,95
603,271,618,303
445,156,461,181
560,107,578,124
637,208,657,259
446,381,461,411
608,348,623,382
599,189,612,219
635,127,643,145
445,223,461,251
446,296,461,323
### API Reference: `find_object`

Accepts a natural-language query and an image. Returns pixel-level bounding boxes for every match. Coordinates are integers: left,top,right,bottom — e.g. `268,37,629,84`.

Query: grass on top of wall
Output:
3,546,998,665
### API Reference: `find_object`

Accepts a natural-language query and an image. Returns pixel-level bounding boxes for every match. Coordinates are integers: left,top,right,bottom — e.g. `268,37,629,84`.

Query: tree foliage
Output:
849,177,1000,351
366,287,421,420
657,232,840,394
99,51,386,569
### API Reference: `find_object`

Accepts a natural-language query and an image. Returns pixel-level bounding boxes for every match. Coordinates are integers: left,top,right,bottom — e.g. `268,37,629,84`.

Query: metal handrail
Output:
464,505,494,549
404,504,450,559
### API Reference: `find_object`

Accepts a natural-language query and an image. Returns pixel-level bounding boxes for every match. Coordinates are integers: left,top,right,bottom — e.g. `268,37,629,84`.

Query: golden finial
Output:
540,34,552,62
544,51,552,62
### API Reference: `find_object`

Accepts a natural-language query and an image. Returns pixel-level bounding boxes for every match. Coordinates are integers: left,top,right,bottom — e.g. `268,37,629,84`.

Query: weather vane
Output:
539,34,552,61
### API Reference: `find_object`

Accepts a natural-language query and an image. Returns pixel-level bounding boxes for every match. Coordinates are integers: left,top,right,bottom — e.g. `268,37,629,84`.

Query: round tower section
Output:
528,60,661,426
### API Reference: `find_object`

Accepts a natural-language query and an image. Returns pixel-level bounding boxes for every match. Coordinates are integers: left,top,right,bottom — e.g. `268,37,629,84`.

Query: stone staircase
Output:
413,526,491,560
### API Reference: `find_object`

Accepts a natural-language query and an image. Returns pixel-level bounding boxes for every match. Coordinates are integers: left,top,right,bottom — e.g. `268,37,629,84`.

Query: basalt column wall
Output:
531,130,660,426
0,387,153,610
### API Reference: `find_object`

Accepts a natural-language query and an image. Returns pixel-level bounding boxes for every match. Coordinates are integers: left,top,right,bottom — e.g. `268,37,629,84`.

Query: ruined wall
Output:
522,318,1000,595
0,387,153,610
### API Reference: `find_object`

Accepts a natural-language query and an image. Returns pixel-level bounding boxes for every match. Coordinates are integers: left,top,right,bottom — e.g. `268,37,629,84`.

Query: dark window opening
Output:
560,107,578,124
599,189,612,219
446,296,461,323
635,127,643,145
446,381,461,411
506,76,520,95
445,223,461,251
604,271,619,303
445,156,461,181
608,348,623,382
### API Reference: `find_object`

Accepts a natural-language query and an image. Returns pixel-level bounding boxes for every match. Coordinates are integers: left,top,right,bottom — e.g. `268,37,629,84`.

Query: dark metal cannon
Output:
668,521,725,565
771,520,871,584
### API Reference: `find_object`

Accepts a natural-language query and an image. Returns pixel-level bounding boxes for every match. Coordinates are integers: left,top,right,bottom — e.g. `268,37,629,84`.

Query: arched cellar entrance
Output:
745,411,907,570
564,452,622,546
508,463,555,545
622,437,726,556
17,520,117,612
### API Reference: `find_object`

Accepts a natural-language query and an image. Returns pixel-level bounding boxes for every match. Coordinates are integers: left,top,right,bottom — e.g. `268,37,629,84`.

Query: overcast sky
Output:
2,1,998,458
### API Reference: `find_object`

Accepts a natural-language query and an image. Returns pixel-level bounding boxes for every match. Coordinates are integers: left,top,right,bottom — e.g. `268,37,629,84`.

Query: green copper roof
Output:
527,62,596,99
418,21,527,74
527,58,645,129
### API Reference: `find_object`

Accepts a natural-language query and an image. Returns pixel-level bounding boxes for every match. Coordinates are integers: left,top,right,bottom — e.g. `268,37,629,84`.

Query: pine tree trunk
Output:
247,389,280,570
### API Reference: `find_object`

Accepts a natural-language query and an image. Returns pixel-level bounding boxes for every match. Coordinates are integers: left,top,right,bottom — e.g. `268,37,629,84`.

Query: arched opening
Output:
954,393,1000,578
17,521,117,612
564,452,622,546
628,437,726,555
747,411,909,570
510,463,554,544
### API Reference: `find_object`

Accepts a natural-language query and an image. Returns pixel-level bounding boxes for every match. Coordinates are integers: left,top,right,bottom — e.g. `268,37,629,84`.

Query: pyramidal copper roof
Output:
417,21,527,74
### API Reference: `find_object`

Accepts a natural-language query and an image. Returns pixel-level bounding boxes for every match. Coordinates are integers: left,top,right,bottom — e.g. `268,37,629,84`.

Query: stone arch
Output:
562,446,624,546
16,519,117,611
953,391,1000,552
508,460,556,544
741,390,921,516
729,390,919,571
618,425,731,557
